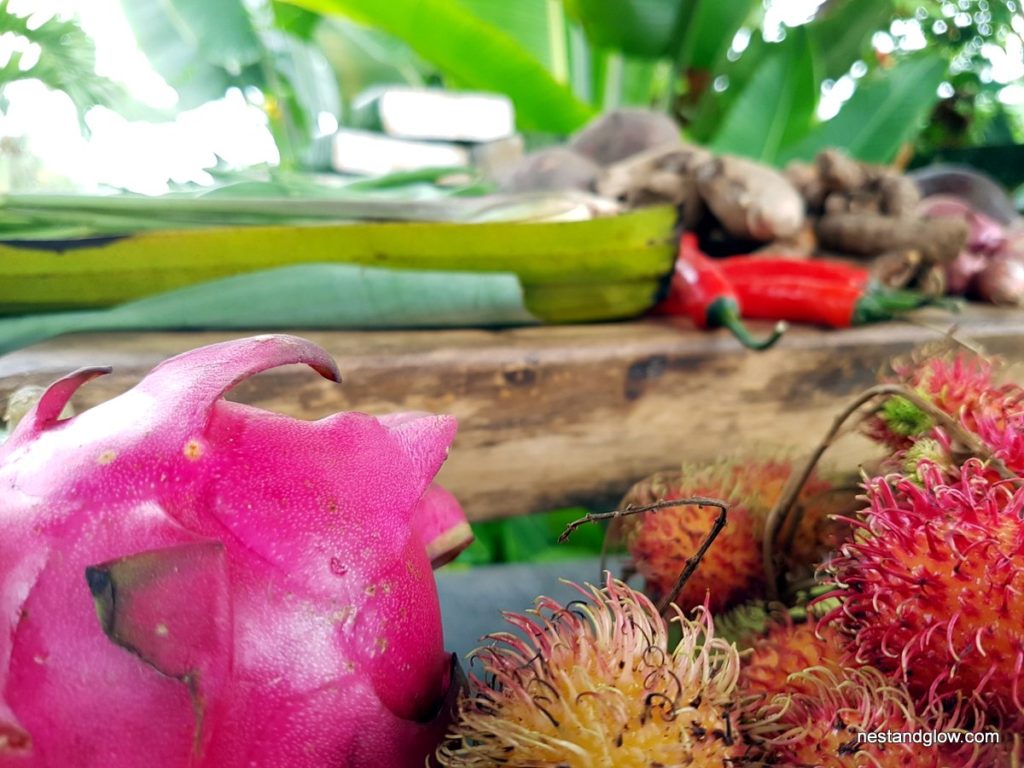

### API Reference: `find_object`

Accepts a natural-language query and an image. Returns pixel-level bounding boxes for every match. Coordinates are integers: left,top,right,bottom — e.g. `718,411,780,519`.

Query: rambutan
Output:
823,458,1024,724
739,620,847,701
620,468,762,613
435,576,745,767
866,350,1024,468
748,667,998,767
619,457,849,613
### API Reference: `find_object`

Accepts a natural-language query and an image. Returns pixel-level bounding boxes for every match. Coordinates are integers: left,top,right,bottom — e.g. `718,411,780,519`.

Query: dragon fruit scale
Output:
0,334,472,767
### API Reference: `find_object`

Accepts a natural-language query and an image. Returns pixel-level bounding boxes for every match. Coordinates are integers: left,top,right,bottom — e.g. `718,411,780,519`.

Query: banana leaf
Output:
709,26,819,164
0,265,537,357
283,0,594,133
779,54,948,165
0,206,676,321
563,0,687,59
0,187,634,237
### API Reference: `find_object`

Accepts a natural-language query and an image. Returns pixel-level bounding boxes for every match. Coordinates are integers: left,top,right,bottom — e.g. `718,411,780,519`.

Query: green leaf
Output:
266,31,342,163
283,0,594,133
677,0,758,71
457,0,559,71
542,507,605,552
499,515,553,562
563,0,686,58
619,57,668,107
497,507,603,563
685,33,766,140
780,54,949,164
809,0,894,81
119,0,264,109
709,26,820,163
679,0,761,140
272,1,322,39
315,18,432,110
0,265,538,356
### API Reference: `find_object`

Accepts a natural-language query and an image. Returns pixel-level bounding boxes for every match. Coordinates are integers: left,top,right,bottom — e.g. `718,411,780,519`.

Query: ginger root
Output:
696,155,806,241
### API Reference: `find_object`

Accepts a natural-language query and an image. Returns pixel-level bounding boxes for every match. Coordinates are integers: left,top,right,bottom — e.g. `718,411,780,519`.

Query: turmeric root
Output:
789,149,921,218
817,212,968,264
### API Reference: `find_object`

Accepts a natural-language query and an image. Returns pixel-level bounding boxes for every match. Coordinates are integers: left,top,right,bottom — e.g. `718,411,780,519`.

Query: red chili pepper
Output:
727,273,937,328
656,233,785,349
718,256,871,289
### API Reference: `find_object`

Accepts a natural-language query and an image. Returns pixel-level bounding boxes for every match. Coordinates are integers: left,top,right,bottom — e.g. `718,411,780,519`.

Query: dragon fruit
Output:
0,334,470,767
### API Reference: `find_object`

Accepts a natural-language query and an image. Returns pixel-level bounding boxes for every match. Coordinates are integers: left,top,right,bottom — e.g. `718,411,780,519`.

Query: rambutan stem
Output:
559,497,727,544
762,383,1016,601
559,497,729,615
656,503,728,615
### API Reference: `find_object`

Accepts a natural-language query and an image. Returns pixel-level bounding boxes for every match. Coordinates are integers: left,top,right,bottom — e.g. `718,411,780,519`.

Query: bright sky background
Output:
2,0,278,194
1,0,1021,194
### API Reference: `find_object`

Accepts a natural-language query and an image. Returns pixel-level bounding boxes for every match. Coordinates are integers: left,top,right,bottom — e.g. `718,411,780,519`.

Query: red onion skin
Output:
974,253,1024,306
999,229,1024,261
946,248,989,295
918,195,1007,254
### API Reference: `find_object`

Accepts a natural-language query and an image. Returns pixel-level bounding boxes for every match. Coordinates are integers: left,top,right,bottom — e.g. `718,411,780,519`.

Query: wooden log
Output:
2,307,1024,520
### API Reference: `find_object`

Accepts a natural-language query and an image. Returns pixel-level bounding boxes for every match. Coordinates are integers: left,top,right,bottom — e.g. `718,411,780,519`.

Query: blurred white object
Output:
331,129,469,176
354,87,515,142
466,191,621,223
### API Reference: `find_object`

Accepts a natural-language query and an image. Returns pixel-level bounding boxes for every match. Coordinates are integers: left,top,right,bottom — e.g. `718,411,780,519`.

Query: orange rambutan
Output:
620,467,763,613
435,576,745,767
822,458,1024,725
738,619,847,701
619,457,850,613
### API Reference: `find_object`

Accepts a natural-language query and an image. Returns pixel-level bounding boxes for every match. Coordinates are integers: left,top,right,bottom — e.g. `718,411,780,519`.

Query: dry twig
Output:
560,496,729,614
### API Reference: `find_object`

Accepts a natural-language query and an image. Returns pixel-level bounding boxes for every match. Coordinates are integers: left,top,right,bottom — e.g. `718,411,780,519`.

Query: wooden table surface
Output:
3,306,1024,520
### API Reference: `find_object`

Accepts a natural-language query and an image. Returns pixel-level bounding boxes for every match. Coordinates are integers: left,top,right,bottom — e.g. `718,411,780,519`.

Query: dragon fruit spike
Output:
413,483,475,568
0,334,469,767
378,412,473,568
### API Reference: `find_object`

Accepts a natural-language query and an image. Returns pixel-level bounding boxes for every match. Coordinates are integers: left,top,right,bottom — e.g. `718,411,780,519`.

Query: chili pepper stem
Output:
722,315,787,350
708,298,787,349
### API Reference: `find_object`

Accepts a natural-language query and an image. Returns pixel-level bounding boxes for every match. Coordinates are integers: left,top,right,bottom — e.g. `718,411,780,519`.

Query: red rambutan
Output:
823,458,1024,725
867,351,1024,472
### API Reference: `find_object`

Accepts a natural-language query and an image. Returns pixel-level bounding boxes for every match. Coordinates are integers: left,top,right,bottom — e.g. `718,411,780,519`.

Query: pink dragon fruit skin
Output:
0,334,469,767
